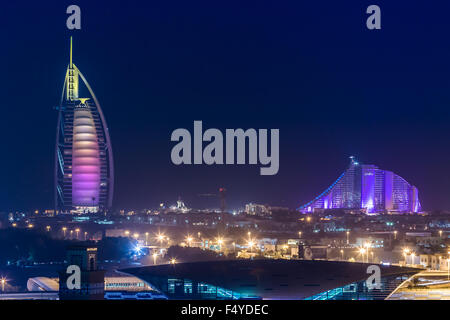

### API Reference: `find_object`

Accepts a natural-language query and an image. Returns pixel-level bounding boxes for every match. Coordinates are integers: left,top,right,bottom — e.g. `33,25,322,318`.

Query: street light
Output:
394,230,397,240
403,248,410,265
62,227,67,237
152,253,158,265
46,226,51,232
447,251,450,281
186,235,193,247
145,232,149,245
248,240,255,254
75,228,80,239
170,258,177,265
84,231,88,240
346,231,350,245
298,231,302,239
340,249,344,261
446,259,450,281
156,233,165,244
1,277,6,292
124,230,130,237
439,230,443,238
133,233,139,240
216,237,224,251
359,248,366,263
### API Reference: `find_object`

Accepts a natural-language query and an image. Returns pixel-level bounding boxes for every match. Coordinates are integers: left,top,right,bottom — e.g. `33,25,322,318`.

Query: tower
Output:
59,245,105,300
219,187,226,213
55,37,114,213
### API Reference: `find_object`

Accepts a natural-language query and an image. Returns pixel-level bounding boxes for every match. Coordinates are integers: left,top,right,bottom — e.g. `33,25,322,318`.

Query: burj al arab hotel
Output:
55,38,114,213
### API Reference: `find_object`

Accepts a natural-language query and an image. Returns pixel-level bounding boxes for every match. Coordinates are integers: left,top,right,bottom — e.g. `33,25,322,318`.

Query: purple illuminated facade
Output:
298,157,421,214
55,38,114,213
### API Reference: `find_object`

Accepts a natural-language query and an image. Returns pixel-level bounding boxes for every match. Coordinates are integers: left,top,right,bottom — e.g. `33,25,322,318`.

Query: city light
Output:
156,233,166,244
170,258,177,265
1,277,7,292
247,240,255,253
134,245,143,256
359,248,366,262
186,235,193,247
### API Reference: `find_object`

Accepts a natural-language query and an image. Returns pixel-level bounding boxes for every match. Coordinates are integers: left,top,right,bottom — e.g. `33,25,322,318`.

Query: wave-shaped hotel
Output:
298,157,421,214
54,38,114,213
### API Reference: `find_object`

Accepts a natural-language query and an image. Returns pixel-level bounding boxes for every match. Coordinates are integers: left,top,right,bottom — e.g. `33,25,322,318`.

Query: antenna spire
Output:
349,156,359,165
66,36,79,101
70,36,73,69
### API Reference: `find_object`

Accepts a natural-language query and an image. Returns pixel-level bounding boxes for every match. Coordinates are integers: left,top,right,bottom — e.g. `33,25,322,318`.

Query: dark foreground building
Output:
299,157,421,214
121,259,420,300
59,245,105,300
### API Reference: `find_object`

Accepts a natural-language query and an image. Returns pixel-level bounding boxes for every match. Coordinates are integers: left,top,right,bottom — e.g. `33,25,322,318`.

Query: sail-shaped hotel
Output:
54,38,114,213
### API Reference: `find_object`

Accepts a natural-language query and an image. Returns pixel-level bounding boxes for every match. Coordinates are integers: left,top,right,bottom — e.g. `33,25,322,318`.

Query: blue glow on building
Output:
299,157,422,214
305,274,409,300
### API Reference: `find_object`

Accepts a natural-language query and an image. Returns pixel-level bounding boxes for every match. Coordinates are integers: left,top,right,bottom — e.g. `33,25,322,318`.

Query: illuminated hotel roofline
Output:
298,157,421,214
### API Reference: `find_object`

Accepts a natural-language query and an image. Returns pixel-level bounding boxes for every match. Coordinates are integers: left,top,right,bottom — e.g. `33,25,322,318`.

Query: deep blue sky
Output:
1,1,450,211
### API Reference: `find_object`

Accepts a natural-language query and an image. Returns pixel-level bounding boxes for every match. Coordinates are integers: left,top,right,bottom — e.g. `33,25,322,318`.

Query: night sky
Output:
1,1,450,211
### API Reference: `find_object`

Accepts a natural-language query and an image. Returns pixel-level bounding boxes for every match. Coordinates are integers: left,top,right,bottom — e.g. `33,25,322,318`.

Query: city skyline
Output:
3,1,450,306
2,2,450,211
